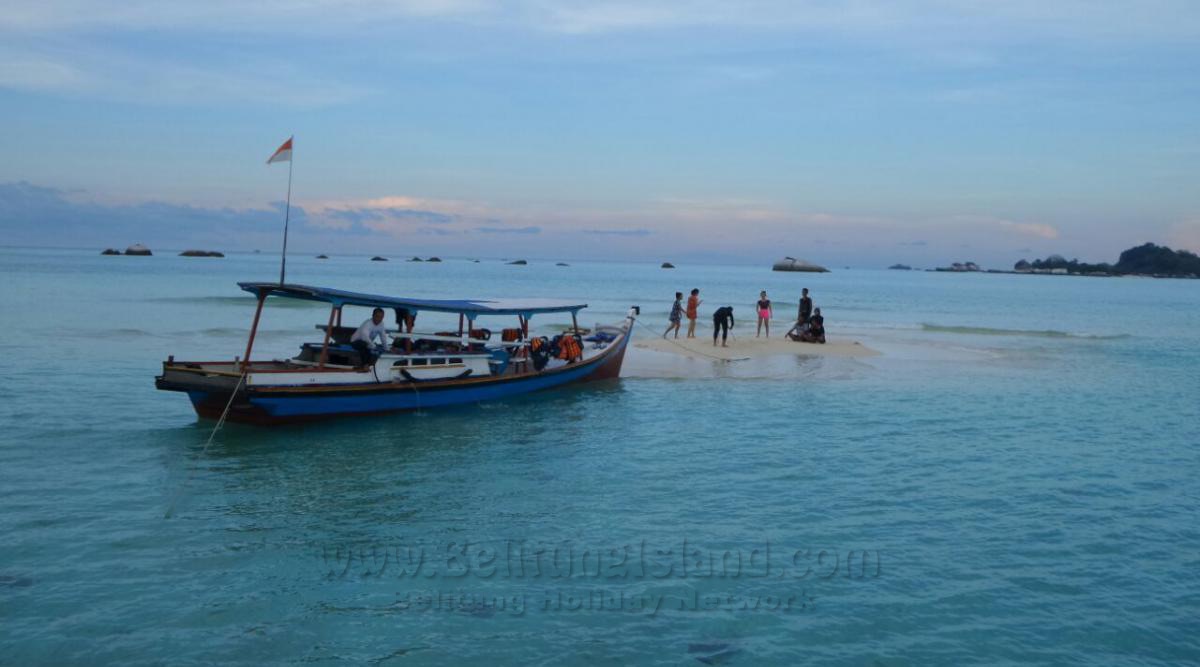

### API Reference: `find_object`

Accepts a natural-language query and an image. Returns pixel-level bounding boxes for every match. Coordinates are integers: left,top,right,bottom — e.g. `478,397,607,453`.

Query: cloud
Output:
327,207,454,225
475,225,541,234
526,1,1200,40
998,221,1059,240
943,214,1059,240
0,42,369,106
0,181,294,247
582,228,652,237
0,0,490,31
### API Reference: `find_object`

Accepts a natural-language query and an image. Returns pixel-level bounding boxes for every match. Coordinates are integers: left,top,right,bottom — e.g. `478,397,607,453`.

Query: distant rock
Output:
772,256,827,272
371,256,388,261
179,250,224,257
888,263,912,270
100,248,121,255
556,262,569,267
408,256,424,262
661,262,675,269
936,261,981,272
1015,243,1200,278
507,259,528,265
1116,243,1200,277
316,254,329,259
125,244,152,256
426,257,442,262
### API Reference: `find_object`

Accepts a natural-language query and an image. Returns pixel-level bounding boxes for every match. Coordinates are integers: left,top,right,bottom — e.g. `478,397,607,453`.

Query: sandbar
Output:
633,335,878,360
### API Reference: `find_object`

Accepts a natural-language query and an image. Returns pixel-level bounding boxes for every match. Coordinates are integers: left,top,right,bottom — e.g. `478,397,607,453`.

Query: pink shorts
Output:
758,309,770,319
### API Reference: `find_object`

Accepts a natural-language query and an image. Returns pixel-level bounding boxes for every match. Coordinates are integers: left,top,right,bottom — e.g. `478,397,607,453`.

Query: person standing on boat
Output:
712,306,735,347
351,307,389,367
685,288,702,338
756,290,773,338
663,292,684,339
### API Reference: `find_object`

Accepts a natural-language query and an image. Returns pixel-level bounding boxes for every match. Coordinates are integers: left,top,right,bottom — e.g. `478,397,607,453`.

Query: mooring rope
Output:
635,319,749,362
163,370,247,519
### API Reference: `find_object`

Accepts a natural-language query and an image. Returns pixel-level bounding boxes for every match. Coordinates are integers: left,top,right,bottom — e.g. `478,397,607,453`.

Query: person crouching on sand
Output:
685,288,701,338
756,290,773,338
798,308,825,344
663,292,684,339
713,306,734,347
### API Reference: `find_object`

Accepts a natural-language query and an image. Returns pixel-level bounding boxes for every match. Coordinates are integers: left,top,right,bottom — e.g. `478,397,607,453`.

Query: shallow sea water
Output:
1,248,1197,665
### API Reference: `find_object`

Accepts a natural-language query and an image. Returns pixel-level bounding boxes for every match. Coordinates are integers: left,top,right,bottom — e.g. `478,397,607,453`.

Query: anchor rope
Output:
163,370,247,519
635,319,749,362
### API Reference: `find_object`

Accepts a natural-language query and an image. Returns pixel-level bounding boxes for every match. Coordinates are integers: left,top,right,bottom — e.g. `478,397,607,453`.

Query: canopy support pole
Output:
241,293,266,372
318,305,339,369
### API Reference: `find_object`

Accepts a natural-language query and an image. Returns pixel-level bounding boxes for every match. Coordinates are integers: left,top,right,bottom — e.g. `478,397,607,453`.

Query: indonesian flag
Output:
267,137,292,164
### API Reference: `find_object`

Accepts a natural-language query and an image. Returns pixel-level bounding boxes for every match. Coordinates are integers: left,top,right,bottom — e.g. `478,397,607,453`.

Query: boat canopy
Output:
238,282,586,318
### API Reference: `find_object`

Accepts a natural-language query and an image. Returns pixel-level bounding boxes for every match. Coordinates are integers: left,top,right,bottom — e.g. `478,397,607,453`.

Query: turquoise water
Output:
1,248,1197,665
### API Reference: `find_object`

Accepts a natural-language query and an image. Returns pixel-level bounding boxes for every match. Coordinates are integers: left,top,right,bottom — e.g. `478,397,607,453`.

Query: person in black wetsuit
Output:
802,308,826,344
712,306,734,347
798,288,813,325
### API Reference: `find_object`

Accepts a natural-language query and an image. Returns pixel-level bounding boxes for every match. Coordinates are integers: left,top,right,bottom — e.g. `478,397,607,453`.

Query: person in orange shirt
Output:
685,288,702,338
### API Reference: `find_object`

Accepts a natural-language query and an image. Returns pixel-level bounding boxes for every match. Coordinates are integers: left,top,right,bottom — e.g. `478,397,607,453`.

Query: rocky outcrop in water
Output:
507,259,527,265
936,261,980,272
125,244,152,256
772,257,827,272
661,262,675,269
1014,243,1200,278
101,248,121,255
371,256,388,261
179,250,224,257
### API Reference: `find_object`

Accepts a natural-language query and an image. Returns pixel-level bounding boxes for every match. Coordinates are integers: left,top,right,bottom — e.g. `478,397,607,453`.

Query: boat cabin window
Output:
390,356,463,368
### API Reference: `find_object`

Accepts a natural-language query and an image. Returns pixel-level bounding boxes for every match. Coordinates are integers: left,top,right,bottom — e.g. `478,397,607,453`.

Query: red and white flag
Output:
267,137,293,164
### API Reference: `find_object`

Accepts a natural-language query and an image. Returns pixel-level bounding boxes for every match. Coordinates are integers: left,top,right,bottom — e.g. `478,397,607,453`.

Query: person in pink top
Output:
755,290,773,338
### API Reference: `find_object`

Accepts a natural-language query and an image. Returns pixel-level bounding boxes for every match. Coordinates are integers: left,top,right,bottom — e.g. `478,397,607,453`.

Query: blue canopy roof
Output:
238,282,586,317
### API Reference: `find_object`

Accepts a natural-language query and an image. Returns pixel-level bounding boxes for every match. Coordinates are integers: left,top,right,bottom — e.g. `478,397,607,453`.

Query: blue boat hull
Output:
174,330,630,425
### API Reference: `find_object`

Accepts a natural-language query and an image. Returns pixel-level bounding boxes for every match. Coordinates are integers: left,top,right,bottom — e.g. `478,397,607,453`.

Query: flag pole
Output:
280,142,293,285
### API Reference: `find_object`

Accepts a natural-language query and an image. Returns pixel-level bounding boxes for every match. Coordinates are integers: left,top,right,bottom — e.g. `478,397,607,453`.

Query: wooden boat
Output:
156,282,639,424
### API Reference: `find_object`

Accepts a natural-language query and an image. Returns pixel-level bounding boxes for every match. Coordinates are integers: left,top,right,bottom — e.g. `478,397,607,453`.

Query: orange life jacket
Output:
558,335,581,361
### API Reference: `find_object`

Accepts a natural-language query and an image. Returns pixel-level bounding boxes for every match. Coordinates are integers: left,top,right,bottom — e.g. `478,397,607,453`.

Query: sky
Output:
1,1,1198,267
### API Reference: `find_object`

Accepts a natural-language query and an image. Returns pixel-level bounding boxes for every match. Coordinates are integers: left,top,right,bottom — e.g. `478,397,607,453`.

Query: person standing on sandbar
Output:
713,306,735,347
663,292,684,339
798,287,813,326
756,290,773,338
685,288,702,338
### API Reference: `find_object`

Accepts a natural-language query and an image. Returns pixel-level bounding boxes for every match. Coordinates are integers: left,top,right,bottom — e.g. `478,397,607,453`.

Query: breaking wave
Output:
920,323,1131,340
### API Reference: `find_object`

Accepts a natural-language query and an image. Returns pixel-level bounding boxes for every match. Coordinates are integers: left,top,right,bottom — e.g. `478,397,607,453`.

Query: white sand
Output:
633,335,878,360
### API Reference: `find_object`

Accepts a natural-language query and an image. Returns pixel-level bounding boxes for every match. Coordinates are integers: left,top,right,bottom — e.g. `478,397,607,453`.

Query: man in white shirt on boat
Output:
350,308,389,368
